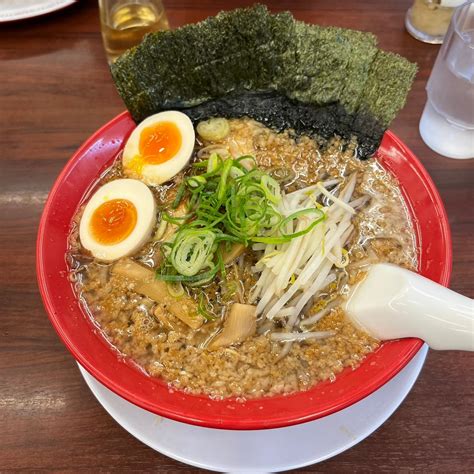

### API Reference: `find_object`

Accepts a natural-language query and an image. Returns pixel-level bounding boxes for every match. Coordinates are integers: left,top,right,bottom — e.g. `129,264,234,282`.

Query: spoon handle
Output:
346,264,474,351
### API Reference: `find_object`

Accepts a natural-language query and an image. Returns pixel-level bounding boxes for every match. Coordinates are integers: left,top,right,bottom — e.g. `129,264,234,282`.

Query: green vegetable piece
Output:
197,118,230,141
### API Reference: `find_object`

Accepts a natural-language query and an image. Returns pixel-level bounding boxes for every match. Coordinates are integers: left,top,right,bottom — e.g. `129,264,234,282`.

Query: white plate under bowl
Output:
78,345,428,472
0,0,76,23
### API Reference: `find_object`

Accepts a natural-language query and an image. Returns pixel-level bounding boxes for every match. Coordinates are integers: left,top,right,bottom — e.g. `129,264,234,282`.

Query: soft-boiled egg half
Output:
122,111,195,185
79,179,156,261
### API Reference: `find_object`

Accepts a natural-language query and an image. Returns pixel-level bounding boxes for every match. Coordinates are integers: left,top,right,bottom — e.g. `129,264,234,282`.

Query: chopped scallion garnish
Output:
156,155,326,286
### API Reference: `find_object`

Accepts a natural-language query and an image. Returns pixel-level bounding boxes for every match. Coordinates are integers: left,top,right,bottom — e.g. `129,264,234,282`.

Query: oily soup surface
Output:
68,119,417,399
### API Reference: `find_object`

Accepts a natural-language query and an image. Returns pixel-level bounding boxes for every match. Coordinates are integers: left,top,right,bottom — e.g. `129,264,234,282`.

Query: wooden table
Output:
1,0,472,471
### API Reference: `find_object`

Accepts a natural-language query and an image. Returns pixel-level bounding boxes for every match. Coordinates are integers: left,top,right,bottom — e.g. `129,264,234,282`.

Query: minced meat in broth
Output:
68,118,417,399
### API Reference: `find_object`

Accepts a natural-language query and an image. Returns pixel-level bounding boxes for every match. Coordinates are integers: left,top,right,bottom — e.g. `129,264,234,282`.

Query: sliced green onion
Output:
234,155,256,168
156,264,218,284
153,219,168,241
198,293,215,321
171,182,186,209
157,154,328,289
187,175,207,188
280,208,326,239
170,229,216,276
197,118,230,142
229,165,245,179
162,212,189,225
207,153,221,173
260,175,281,204
166,281,185,297
217,158,233,202
251,235,292,245
216,246,226,278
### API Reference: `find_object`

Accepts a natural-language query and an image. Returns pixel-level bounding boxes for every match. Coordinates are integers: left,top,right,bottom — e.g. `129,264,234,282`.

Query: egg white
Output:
122,110,195,186
79,179,156,262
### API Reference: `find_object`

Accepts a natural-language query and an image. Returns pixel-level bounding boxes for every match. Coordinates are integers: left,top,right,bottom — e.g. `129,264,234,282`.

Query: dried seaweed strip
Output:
111,5,295,121
357,51,418,127
135,5,277,72
117,4,289,82
111,49,143,100
110,5,417,156
126,91,157,123
336,29,378,113
180,91,382,158
129,45,287,121
284,22,351,105
204,5,284,61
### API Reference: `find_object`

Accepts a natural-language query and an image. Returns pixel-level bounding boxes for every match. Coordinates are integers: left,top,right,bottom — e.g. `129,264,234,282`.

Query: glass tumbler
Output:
405,0,464,44
99,0,169,64
419,1,474,159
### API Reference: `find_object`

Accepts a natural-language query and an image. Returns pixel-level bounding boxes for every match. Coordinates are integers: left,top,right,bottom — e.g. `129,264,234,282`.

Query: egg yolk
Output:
139,121,182,165
90,199,137,245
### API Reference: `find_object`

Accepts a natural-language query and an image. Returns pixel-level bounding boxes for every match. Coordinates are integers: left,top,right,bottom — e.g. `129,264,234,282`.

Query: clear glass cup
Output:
98,0,169,64
419,1,474,159
405,0,463,44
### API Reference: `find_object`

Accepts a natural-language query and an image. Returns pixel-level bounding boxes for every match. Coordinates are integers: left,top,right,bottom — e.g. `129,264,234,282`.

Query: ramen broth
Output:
68,118,417,399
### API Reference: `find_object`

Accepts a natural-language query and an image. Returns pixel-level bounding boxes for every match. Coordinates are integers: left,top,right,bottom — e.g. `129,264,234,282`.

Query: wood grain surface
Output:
1,0,473,471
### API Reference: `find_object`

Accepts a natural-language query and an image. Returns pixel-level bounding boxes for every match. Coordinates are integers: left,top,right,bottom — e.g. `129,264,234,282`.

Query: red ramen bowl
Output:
37,111,452,430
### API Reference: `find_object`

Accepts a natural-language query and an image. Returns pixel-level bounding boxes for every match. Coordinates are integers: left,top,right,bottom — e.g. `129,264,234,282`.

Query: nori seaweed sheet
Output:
357,51,418,127
278,22,378,111
112,5,295,118
279,23,350,105
110,4,417,158
179,91,384,158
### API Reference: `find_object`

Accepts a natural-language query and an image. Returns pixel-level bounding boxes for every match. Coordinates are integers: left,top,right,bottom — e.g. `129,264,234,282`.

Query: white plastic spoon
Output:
345,263,474,351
